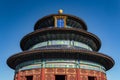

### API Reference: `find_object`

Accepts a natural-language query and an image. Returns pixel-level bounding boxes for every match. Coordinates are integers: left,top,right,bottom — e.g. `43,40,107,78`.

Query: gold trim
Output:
54,16,67,28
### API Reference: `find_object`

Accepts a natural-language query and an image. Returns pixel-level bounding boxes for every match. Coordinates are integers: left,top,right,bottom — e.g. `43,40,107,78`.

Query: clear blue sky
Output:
0,0,120,80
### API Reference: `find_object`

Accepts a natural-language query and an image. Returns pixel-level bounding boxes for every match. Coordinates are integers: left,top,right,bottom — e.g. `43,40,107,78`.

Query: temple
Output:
7,10,114,80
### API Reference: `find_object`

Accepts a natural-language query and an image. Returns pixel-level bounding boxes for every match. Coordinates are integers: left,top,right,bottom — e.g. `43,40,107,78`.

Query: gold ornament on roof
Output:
58,9,63,14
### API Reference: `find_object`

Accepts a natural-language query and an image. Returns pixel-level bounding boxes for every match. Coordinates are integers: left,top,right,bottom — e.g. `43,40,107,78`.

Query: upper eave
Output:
20,28,101,51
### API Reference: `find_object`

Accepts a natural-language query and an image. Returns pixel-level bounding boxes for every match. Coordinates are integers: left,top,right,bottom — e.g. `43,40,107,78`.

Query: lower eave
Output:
7,49,114,71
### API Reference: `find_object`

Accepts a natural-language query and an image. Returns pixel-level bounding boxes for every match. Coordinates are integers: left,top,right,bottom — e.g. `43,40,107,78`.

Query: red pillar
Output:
41,68,45,80
17,71,20,80
76,69,80,80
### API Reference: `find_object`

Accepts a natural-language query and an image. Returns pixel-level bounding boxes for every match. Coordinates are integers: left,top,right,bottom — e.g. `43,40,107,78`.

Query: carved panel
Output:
19,71,24,76
45,68,54,74
81,69,87,74
101,73,106,79
68,75,76,80
21,76,26,80
45,74,54,80
55,68,65,74
25,70,33,76
66,69,76,74
90,70,94,74
82,76,87,80
97,77,101,80
94,71,100,76
34,74,41,80
34,69,41,74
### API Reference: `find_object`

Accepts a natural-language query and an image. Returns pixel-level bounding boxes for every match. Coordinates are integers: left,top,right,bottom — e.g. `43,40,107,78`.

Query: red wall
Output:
15,68,107,80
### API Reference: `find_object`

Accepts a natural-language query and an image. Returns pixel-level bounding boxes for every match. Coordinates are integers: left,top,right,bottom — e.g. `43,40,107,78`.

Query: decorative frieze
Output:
15,68,107,80
55,68,65,74
45,68,54,74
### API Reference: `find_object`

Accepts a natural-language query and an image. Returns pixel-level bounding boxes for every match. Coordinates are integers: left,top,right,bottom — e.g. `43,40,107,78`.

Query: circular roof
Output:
34,14,87,30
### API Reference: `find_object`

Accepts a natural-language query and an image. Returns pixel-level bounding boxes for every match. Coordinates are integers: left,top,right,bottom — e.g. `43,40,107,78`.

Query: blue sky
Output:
0,0,120,80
